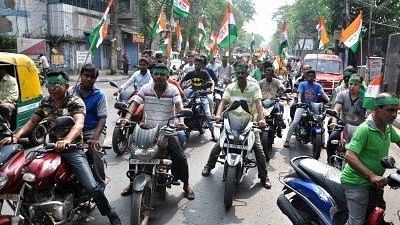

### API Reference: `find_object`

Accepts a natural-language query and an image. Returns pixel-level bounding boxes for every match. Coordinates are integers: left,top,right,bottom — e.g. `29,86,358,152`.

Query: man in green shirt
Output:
341,92,400,225
250,60,263,81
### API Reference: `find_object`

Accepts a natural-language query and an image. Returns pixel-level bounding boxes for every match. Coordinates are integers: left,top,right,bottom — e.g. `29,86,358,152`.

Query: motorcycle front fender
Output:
226,153,242,167
132,174,152,192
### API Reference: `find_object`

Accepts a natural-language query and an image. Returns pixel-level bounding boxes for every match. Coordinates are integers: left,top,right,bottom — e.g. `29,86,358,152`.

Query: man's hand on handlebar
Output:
215,115,222,123
0,135,19,147
54,139,71,152
119,118,130,127
113,91,119,96
258,120,267,128
177,122,187,130
87,138,101,151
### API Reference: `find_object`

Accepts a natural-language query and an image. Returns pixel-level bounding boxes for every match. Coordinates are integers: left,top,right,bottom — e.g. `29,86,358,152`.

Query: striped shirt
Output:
223,80,262,114
133,82,182,127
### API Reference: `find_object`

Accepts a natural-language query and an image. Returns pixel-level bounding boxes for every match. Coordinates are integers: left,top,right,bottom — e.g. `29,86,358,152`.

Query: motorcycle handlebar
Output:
45,143,78,149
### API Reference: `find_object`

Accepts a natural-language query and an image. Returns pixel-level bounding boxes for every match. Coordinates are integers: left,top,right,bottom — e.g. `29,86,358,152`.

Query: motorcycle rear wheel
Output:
312,135,323,159
131,186,151,225
224,165,237,209
112,127,129,156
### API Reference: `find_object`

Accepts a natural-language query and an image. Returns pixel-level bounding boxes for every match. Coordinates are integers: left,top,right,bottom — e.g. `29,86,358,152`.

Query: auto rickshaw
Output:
0,52,45,145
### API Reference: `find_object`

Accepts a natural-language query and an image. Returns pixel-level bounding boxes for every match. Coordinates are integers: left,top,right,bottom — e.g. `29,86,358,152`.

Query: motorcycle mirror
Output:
381,156,396,169
109,81,118,89
114,102,129,112
176,109,193,118
325,109,338,118
53,116,75,130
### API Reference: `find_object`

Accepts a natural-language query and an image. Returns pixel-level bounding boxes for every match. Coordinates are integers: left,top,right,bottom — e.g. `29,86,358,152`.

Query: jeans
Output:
205,133,268,179
188,93,214,134
164,135,190,184
342,184,386,225
83,128,107,188
123,63,129,75
286,103,322,143
327,130,341,164
61,149,112,216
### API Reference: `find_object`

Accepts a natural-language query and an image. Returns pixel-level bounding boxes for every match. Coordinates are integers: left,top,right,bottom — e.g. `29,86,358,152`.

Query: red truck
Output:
303,54,343,95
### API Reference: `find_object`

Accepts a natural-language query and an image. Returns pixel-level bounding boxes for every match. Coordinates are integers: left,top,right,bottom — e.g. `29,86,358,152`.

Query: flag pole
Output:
228,1,231,76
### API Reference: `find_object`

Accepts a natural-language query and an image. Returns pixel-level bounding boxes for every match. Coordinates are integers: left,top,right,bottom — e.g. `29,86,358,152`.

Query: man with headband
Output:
119,63,196,200
0,71,121,224
327,75,366,164
341,92,400,225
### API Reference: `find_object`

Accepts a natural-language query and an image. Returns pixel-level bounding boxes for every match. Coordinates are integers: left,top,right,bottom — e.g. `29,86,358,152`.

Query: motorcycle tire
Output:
112,127,128,156
261,132,273,161
131,186,151,225
277,193,307,225
28,123,47,146
312,135,323,160
224,165,236,209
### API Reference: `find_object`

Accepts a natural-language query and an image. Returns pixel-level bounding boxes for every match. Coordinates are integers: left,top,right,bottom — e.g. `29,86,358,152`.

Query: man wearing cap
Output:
341,92,400,225
201,63,272,189
327,75,366,164
216,56,234,84
0,71,121,225
250,60,263,81
119,63,196,200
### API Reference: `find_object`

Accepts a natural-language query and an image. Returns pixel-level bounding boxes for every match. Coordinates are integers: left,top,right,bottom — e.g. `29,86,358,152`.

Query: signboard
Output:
51,55,64,65
366,57,383,84
76,51,92,64
133,33,144,43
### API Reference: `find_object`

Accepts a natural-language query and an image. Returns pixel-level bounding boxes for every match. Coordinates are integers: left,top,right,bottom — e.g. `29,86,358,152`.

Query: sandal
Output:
183,186,195,200
283,141,290,148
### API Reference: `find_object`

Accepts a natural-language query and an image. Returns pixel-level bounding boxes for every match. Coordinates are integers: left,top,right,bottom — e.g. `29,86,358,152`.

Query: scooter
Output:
277,155,400,225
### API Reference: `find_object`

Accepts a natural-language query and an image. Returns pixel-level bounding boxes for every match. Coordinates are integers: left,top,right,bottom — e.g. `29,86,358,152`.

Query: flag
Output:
161,32,172,59
198,15,206,48
217,1,237,49
175,21,183,53
316,16,330,49
278,21,288,59
88,0,113,55
205,32,218,57
152,8,168,39
341,11,363,53
363,75,383,109
273,56,280,70
250,33,255,53
173,0,190,17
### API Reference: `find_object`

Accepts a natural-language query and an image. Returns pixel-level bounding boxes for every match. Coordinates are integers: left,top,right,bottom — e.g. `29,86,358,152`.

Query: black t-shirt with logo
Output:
182,69,212,91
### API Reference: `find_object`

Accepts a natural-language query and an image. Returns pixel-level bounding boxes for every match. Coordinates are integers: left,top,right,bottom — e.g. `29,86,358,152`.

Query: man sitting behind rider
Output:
259,61,285,137
115,58,151,94
0,71,121,225
341,93,400,225
0,66,18,126
327,75,366,164
201,63,272,189
284,69,329,148
119,63,195,200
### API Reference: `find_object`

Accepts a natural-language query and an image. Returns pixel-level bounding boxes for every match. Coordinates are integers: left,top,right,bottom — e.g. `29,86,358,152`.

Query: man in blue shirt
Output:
284,70,329,148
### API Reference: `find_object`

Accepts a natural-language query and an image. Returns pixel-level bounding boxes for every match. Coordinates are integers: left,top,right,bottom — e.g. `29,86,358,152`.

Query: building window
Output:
48,0,107,12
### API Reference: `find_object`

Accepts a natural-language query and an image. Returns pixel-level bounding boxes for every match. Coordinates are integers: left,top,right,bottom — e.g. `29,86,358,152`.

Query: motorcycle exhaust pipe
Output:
29,201,64,207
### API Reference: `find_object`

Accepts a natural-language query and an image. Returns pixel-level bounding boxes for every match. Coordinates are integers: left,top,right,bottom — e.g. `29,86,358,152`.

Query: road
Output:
61,78,400,224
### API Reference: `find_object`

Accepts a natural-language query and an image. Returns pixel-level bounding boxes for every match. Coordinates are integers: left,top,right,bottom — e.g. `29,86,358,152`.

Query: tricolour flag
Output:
88,0,113,55
316,16,330,49
205,32,219,57
250,33,255,53
278,21,288,59
173,0,190,17
152,8,168,39
198,15,206,48
175,22,183,53
161,32,172,59
341,11,363,53
217,1,237,49
363,74,383,109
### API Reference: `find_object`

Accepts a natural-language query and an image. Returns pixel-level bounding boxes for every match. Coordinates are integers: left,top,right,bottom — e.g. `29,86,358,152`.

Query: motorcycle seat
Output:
298,158,347,207
0,144,22,166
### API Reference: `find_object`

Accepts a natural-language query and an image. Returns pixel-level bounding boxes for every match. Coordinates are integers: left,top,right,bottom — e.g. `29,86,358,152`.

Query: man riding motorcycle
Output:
114,58,151,95
0,71,121,225
119,63,195,200
341,93,400,225
284,69,329,148
201,63,272,189
0,66,18,126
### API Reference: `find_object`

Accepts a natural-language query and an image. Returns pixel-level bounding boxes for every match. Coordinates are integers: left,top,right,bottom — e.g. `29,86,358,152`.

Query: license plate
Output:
0,194,21,201
223,143,247,150
129,159,160,165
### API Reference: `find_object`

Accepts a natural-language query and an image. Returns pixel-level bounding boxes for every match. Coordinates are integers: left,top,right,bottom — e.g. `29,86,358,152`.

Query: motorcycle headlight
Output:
0,173,8,190
133,146,158,160
195,98,201,104
314,114,325,122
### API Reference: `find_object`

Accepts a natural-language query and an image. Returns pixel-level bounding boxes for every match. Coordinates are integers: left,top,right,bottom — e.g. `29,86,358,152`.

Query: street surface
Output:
41,77,400,225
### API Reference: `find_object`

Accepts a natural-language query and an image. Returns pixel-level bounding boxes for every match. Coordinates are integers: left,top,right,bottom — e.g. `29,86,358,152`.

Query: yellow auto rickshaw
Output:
0,52,45,145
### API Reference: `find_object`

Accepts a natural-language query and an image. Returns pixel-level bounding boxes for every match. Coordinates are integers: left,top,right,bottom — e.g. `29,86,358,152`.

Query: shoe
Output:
276,129,282,138
108,211,121,225
120,183,132,196
281,121,287,129
283,141,290,148
260,178,272,189
201,166,211,177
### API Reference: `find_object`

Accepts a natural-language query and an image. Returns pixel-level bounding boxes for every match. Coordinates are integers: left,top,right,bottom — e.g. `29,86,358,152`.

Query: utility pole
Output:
110,0,121,73
367,0,373,58
344,0,350,67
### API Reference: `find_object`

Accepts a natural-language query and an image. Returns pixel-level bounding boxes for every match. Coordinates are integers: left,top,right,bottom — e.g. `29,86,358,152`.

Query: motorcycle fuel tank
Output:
0,150,25,193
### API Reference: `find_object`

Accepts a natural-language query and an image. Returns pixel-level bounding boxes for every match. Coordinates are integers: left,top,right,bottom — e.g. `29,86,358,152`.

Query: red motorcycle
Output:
7,116,108,224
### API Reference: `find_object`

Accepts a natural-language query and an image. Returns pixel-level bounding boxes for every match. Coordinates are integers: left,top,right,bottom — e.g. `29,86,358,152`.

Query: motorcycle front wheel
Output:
224,165,237,209
112,127,129,156
131,186,151,225
312,135,323,159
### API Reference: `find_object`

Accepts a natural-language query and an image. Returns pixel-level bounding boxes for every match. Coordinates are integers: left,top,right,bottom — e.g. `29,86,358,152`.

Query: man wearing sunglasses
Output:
327,75,366,164
0,71,121,225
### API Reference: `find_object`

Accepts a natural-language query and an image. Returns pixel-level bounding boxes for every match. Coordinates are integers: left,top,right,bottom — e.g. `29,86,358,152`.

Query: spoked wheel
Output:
131,186,151,225
224,165,237,209
112,127,129,156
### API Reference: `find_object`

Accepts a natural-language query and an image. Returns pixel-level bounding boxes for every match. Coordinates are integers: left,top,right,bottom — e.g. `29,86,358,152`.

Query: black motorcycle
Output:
294,102,326,159
184,89,212,141
213,81,225,115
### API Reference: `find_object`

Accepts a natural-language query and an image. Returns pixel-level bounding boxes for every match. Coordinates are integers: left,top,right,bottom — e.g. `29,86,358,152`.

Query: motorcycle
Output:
11,116,110,224
325,110,357,170
261,89,292,160
294,102,325,159
115,102,192,225
277,155,400,225
109,81,143,155
214,101,263,209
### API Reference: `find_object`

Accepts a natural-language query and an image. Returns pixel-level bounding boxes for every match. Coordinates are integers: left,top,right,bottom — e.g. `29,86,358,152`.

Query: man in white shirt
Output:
116,58,151,93
182,54,195,76
39,53,50,76
216,56,233,84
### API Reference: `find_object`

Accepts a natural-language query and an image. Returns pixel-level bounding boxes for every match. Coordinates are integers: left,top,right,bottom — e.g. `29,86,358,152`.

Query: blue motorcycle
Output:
277,156,400,225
